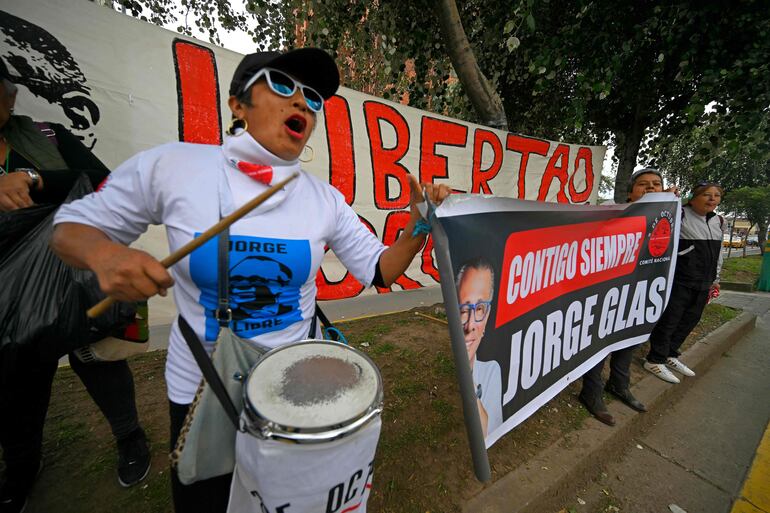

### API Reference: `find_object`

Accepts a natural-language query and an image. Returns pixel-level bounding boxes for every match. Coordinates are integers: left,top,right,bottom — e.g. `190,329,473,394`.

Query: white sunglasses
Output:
242,67,325,112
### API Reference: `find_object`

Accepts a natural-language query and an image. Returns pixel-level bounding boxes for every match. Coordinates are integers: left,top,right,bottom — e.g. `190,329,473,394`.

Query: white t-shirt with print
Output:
55,135,386,404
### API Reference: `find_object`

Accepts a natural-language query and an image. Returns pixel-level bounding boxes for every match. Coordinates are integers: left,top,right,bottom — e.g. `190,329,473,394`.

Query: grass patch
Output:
392,380,422,398
721,255,762,284
395,346,417,361
564,401,592,431
430,306,448,320
431,398,454,417
115,468,172,512
369,341,396,355
701,303,739,327
434,353,456,377
350,323,391,346
83,453,111,476
50,419,89,448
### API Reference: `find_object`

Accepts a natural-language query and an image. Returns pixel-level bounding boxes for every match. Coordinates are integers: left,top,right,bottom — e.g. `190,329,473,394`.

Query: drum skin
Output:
243,340,383,441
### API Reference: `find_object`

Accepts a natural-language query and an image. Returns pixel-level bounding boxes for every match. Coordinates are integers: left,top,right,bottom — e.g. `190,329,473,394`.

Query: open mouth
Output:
284,114,307,138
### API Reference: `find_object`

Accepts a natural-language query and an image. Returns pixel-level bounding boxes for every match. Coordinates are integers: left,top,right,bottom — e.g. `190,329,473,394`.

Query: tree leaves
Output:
721,186,770,252
526,13,536,31
99,0,770,198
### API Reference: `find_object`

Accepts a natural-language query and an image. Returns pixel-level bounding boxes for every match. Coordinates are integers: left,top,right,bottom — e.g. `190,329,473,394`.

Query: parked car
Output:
747,235,759,246
722,235,746,248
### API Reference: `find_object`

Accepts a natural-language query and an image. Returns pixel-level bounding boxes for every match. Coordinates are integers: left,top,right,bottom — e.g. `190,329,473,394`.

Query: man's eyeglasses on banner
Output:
459,300,492,324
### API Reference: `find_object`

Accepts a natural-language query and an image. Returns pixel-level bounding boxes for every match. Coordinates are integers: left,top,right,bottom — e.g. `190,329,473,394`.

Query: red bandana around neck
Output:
235,161,274,185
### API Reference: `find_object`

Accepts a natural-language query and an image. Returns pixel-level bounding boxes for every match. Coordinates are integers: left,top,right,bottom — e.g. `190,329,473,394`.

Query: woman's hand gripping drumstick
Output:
81,173,299,318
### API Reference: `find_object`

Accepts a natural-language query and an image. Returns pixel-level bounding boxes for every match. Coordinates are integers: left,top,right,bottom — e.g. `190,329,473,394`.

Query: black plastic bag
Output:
0,174,135,362
0,203,56,260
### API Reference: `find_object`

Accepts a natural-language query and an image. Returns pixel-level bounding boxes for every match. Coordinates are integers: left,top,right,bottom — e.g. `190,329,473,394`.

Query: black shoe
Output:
0,460,43,513
0,489,27,513
605,384,647,412
578,394,615,426
117,428,151,487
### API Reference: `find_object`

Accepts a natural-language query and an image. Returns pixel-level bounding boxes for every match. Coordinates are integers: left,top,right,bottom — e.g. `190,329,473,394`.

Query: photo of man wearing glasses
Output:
456,257,503,438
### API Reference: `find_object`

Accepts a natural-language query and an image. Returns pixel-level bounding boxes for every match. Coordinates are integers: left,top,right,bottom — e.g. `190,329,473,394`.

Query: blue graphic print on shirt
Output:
189,233,311,340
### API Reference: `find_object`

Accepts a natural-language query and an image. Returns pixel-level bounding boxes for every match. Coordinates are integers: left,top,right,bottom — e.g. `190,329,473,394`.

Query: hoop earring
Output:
227,118,248,136
299,145,314,163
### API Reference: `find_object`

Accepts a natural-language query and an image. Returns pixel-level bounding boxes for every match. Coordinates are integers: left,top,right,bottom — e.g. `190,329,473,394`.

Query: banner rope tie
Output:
412,218,432,237
412,188,438,237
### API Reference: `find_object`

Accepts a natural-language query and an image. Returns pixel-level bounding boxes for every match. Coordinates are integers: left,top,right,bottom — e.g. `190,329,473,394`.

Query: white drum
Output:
227,340,383,513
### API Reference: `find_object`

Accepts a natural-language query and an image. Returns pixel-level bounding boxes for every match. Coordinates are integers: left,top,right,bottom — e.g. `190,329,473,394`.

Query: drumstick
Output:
87,172,300,318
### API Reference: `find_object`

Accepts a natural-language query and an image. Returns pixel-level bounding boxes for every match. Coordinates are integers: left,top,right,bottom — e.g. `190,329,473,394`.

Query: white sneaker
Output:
666,357,696,377
644,361,680,383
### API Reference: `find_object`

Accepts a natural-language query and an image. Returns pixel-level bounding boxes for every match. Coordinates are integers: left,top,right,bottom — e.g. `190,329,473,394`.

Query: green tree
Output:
500,1,770,202
721,186,770,255
275,1,770,204
101,0,770,204
655,121,770,192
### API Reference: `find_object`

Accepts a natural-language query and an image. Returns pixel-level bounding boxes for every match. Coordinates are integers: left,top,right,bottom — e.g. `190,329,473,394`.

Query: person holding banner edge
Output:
578,168,678,426
51,47,450,512
644,182,724,383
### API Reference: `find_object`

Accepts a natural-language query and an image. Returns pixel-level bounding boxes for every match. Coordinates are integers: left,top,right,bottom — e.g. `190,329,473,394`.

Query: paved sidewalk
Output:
565,294,770,513
730,421,770,513
713,289,770,316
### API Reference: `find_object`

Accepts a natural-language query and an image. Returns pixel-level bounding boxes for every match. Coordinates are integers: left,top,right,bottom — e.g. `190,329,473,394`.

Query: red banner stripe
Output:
173,40,222,145
495,217,647,327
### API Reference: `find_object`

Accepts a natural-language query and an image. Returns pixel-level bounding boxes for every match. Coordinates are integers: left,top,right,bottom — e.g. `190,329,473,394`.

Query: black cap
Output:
627,167,663,192
229,48,340,99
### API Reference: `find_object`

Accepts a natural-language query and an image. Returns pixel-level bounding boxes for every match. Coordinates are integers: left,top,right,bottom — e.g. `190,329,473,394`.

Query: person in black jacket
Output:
0,71,150,513
644,182,724,383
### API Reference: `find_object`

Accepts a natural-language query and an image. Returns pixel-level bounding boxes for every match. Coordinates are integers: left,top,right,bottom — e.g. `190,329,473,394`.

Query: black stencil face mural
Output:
229,255,295,321
1,10,100,148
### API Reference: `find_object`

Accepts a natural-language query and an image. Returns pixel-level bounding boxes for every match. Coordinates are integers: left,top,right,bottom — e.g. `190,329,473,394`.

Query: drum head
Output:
245,341,382,431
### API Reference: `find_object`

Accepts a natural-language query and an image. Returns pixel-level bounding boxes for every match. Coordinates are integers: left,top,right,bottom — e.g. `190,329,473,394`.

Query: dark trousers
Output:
0,344,139,495
580,345,635,408
647,284,709,364
169,401,232,513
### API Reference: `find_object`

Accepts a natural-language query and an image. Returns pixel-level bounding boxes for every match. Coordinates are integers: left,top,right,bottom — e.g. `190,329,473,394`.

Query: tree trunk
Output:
742,223,753,257
435,0,508,131
758,220,768,255
612,112,646,204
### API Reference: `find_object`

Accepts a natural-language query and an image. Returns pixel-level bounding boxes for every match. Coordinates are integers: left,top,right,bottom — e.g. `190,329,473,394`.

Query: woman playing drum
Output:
51,48,450,512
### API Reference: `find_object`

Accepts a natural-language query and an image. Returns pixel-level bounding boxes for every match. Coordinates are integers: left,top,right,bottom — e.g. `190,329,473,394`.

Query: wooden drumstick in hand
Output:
87,172,299,318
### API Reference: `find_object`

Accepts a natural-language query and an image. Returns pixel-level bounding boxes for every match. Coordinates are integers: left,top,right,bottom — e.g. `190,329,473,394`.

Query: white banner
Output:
2,0,606,300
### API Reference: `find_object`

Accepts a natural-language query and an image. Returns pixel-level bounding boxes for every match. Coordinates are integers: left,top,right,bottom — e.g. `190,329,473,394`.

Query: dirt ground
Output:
5,303,737,513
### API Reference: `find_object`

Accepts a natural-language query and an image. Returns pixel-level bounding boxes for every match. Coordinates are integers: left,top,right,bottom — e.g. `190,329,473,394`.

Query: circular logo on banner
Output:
648,217,672,257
